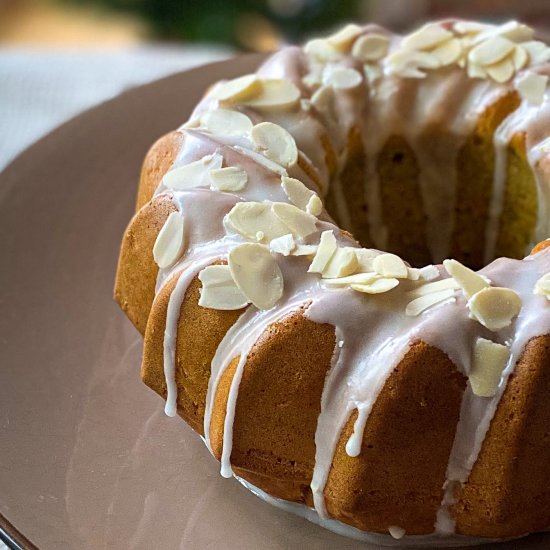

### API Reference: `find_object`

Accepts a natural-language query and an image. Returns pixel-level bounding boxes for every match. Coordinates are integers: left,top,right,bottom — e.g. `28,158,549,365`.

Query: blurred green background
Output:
1,0,550,49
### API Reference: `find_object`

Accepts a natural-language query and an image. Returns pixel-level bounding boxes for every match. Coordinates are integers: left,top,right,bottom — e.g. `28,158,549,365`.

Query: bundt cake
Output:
115,19,550,545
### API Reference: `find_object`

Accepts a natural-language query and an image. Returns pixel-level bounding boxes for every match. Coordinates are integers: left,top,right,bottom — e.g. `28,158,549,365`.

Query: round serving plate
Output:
0,55,549,550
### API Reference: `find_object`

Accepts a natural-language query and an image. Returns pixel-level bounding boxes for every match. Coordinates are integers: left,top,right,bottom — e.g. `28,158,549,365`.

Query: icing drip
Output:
147,20,550,543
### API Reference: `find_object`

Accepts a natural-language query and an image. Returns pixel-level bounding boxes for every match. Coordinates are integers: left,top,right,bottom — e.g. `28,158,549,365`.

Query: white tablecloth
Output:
0,44,230,550
0,45,231,172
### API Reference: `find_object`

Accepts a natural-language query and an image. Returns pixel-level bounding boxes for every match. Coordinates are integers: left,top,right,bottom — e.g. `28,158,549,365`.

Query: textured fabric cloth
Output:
0,45,231,171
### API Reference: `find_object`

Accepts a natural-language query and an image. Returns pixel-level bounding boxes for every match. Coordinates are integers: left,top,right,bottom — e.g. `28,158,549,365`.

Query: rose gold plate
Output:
0,55,549,550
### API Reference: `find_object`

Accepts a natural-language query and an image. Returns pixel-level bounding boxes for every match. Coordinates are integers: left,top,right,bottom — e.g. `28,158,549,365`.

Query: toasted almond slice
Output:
486,58,515,83
517,72,548,105
306,195,323,216
467,62,488,79
270,233,296,256
407,277,460,299
281,176,318,211
486,21,534,43
200,109,253,137
308,230,337,273
373,253,408,278
251,122,298,168
468,287,522,331
431,37,462,66
454,21,491,35
402,23,453,51
211,74,261,102
322,272,380,286
163,153,223,190
468,36,515,66
352,34,390,62
153,212,185,269
304,38,340,61
327,23,364,50
470,338,511,397
322,246,359,279
224,202,289,242
292,244,318,256
388,526,406,540
534,272,550,299
272,202,318,238
351,277,399,294
354,248,378,272
243,79,301,112
323,66,363,89
311,85,336,121
443,259,489,298
198,265,249,310
387,50,440,77
229,243,283,310
522,41,550,66
512,45,529,71
233,145,287,175
405,288,456,317
407,267,421,281
210,166,248,192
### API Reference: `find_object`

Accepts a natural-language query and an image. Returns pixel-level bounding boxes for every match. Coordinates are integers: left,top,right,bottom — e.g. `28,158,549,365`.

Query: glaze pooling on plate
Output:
139,19,550,542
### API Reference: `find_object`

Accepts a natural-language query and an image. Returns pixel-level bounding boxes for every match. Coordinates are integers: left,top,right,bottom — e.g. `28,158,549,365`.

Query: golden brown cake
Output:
115,19,550,545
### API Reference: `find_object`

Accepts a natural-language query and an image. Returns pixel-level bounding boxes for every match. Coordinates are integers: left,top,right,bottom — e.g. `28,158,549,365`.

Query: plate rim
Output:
0,52,262,550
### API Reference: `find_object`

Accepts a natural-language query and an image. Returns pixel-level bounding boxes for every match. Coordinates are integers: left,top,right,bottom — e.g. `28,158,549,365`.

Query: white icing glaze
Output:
144,19,550,543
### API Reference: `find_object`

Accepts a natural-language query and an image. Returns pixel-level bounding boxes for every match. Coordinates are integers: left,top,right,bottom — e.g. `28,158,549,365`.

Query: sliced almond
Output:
251,122,298,168
304,38,340,61
233,145,288,175
153,211,185,269
210,166,248,192
211,74,261,102
388,526,406,540
352,34,390,62
431,37,462,66
228,243,283,310
354,248,378,272
308,230,337,273
281,176,319,211
402,23,453,51
534,272,550,299
272,202,318,238
224,202,289,242
322,272,379,286
322,246,359,279
200,109,253,137
486,57,515,83
372,253,408,278
468,36,515,66
310,86,336,121
322,66,363,89
163,153,223,190
467,62,488,79
468,287,522,331
405,288,456,317
443,259,489,298
407,277,460,299
292,244,318,256
454,21,490,35
306,195,323,216
386,49,439,78
522,41,550,66
327,24,364,51
516,72,548,105
470,338,511,397
198,265,249,310
243,79,301,112
351,277,399,294
512,45,529,71
270,234,296,256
